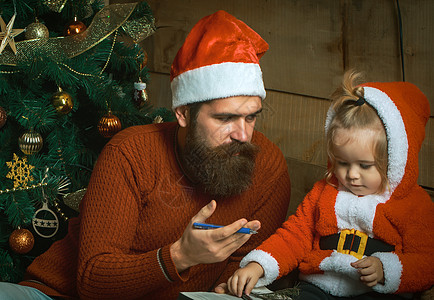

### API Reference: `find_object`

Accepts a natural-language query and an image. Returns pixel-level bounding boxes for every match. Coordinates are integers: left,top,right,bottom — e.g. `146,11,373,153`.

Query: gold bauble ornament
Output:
98,112,122,138
0,106,7,128
9,228,34,254
51,88,73,114
64,17,86,36
25,21,49,40
18,130,43,155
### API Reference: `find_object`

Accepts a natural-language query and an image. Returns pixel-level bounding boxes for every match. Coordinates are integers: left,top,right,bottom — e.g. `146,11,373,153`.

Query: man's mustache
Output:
210,141,259,158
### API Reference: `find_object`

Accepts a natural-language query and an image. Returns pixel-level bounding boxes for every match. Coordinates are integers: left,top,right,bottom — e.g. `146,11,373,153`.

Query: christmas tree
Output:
0,0,172,282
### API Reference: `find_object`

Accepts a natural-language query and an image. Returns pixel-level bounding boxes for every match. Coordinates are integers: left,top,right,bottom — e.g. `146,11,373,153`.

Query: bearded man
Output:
1,10,291,300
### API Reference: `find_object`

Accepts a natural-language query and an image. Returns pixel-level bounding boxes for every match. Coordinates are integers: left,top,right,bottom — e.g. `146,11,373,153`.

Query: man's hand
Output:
351,256,385,287
170,200,260,272
217,262,264,297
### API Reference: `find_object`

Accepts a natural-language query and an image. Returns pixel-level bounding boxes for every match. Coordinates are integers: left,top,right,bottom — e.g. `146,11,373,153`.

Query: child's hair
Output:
325,70,389,194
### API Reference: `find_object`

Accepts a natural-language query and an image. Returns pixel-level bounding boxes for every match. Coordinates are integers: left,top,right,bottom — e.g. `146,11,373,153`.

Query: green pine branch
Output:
0,0,174,282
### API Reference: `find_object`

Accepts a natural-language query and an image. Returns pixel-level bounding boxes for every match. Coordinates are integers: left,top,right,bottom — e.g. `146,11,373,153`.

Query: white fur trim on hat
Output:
240,249,279,287
171,62,266,109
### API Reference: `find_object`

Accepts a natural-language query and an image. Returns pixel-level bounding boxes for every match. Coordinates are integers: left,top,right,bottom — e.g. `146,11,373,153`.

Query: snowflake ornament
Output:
6,153,35,188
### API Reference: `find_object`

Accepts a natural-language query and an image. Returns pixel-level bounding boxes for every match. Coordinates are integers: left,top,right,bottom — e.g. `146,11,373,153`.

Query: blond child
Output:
220,71,434,299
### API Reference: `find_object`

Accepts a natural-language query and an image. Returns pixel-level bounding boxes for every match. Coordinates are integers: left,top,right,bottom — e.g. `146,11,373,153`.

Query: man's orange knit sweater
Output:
20,122,291,300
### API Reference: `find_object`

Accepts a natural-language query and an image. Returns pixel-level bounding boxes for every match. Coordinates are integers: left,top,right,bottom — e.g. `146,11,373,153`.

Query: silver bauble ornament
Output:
19,130,43,155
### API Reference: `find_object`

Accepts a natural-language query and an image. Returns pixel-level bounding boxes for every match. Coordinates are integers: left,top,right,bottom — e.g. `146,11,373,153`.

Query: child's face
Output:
333,128,382,196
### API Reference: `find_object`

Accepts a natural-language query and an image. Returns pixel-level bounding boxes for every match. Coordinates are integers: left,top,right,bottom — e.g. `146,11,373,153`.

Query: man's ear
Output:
174,105,189,127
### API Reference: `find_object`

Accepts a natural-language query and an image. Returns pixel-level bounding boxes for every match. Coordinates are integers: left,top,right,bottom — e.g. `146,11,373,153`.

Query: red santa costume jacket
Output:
241,82,434,296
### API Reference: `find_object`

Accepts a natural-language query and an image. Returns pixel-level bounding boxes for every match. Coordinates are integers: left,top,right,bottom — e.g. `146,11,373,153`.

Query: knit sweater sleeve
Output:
76,143,183,299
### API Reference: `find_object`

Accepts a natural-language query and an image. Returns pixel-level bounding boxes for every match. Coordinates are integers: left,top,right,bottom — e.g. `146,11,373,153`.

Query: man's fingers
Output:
221,219,248,237
192,200,217,223
198,218,248,242
211,220,261,256
218,235,252,263
213,219,261,241
244,220,261,232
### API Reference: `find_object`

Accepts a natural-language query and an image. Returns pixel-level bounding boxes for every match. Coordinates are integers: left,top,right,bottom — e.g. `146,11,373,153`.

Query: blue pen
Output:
193,222,257,234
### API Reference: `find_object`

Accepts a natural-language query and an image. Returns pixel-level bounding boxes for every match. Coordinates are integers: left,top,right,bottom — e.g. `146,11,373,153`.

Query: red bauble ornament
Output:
64,17,86,36
98,112,122,138
9,228,34,254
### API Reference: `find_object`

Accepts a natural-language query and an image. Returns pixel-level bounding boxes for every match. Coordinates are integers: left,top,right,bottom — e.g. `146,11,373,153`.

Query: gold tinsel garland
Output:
42,0,69,13
0,3,155,66
42,0,97,14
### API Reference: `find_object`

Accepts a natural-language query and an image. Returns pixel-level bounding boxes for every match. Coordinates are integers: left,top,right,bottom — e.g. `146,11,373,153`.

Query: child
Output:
224,71,434,299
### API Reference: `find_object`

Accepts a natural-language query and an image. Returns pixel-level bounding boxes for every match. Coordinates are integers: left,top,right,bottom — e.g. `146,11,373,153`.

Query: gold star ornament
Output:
0,14,25,55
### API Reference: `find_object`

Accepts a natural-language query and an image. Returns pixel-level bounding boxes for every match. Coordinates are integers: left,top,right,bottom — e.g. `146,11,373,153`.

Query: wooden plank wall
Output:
113,0,434,213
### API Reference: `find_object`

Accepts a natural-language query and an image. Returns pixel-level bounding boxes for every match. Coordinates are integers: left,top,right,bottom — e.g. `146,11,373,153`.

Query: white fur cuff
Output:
240,249,279,287
371,252,402,294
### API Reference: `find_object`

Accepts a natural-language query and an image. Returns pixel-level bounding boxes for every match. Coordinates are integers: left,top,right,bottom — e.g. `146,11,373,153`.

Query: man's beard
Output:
180,127,259,198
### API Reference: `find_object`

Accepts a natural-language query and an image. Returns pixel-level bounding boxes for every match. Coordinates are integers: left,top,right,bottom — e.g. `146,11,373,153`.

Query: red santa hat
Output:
170,10,269,108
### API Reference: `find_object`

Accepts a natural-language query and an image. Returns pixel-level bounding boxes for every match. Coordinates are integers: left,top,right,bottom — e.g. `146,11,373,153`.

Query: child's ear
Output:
174,105,189,127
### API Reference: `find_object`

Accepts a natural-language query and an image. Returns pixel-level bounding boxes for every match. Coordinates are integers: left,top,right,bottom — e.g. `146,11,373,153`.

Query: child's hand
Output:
226,262,264,297
351,256,384,287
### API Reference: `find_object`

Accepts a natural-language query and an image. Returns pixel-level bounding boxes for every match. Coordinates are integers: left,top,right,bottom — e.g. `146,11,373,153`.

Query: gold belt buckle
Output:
352,230,368,259
336,229,368,259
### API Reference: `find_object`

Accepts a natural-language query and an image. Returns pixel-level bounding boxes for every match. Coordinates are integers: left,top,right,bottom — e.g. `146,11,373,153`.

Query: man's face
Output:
180,96,262,198
194,96,262,148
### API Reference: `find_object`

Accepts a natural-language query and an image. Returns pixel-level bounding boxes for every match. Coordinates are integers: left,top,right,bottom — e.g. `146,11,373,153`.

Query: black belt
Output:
319,229,394,259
